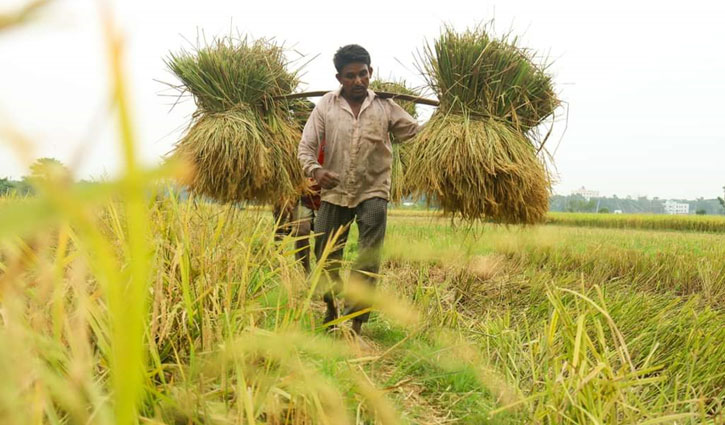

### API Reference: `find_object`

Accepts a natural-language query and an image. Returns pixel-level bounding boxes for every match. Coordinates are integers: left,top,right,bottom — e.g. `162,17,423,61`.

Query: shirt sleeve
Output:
298,101,325,178
386,99,420,143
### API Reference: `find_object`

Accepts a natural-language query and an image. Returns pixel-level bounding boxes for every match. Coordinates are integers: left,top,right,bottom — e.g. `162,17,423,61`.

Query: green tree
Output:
29,157,66,178
565,195,597,212
0,177,14,195
27,157,70,184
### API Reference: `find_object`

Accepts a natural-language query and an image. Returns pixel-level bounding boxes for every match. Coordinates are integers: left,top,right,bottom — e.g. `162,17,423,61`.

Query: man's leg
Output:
314,201,354,325
346,197,388,332
292,203,314,275
272,202,294,242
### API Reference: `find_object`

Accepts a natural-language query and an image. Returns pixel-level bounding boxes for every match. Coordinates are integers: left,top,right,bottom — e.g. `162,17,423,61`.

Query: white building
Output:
664,200,689,215
571,186,599,201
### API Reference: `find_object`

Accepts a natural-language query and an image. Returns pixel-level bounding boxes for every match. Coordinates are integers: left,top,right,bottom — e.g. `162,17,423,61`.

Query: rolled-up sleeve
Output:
298,103,325,177
386,100,419,143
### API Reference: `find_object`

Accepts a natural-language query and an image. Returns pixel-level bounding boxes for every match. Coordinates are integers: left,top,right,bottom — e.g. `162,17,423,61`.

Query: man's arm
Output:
386,99,420,143
298,105,325,177
298,101,340,189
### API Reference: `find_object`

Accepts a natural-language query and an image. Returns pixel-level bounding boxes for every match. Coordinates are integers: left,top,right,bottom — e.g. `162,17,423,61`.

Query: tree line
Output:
550,194,725,215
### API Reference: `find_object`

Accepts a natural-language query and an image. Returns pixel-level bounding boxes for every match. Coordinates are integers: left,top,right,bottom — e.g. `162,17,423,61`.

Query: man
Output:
297,44,419,334
272,151,323,274
272,191,318,274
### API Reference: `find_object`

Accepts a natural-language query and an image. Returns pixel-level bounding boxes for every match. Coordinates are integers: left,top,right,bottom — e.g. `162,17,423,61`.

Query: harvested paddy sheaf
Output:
404,26,558,224
167,36,306,204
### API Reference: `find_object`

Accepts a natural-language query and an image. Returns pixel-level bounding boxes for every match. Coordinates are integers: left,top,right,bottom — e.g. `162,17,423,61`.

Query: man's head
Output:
334,44,373,102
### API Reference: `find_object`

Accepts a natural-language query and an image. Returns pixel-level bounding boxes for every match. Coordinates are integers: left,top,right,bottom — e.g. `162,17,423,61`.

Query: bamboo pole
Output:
274,90,440,107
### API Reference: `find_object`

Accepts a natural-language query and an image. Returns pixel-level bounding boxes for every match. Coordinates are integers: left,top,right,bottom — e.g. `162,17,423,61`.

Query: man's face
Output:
336,62,372,101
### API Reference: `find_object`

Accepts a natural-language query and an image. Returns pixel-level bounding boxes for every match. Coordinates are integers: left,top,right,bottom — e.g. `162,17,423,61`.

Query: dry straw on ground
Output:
405,26,559,223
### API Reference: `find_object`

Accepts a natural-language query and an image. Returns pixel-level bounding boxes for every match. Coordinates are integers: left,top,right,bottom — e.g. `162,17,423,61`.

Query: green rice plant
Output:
289,98,315,131
481,285,723,423
166,36,298,114
420,25,558,132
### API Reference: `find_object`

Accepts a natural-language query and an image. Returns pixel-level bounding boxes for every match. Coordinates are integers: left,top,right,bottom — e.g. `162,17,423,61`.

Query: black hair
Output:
333,44,371,73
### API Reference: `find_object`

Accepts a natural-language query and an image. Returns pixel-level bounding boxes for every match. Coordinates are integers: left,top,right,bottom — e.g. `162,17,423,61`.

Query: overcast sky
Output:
1,0,723,199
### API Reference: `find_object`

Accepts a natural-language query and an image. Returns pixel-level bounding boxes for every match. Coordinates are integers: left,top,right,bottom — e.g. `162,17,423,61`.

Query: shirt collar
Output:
333,87,377,101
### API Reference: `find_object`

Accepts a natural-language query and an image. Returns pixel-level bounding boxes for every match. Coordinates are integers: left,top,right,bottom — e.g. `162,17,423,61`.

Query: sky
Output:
0,0,723,199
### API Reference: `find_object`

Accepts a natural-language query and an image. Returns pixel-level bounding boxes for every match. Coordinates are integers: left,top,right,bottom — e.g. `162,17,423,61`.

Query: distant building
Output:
664,200,689,215
571,186,599,201
614,209,623,214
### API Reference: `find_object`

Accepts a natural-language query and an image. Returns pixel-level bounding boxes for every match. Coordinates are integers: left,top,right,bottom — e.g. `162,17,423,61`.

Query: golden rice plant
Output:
406,113,550,223
406,25,558,223
167,36,305,204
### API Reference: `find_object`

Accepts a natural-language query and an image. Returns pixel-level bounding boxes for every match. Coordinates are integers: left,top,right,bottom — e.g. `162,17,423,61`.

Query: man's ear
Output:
335,73,342,85
368,66,373,78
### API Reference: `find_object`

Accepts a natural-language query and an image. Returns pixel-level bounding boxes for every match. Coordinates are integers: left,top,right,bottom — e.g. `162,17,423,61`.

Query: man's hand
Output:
313,168,340,189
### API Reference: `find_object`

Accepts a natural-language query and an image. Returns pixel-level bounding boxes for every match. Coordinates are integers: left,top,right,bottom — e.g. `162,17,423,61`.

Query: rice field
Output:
546,212,725,233
388,208,725,233
2,5,723,424
1,193,723,424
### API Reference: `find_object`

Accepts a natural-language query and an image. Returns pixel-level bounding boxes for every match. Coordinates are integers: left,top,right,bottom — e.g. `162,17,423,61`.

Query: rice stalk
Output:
407,25,557,223
173,106,304,204
405,112,549,224
166,35,299,114
166,35,305,204
420,25,559,133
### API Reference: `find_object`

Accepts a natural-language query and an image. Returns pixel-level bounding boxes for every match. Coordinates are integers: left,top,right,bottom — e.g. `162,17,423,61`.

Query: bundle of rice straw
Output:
166,36,305,204
369,79,419,204
405,26,559,224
